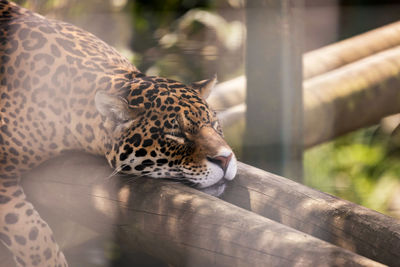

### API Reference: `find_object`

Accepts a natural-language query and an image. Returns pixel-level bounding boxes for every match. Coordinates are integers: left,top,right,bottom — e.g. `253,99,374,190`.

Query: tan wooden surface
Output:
13,152,389,266
304,21,400,79
223,162,400,267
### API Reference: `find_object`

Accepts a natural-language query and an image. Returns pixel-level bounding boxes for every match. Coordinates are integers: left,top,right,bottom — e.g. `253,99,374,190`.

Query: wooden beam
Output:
211,44,400,148
304,21,400,79
303,45,400,146
222,162,400,267
207,21,400,148
208,21,400,112
19,153,384,267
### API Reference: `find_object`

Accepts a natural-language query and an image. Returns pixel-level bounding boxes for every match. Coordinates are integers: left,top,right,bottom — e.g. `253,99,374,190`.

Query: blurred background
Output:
13,0,400,233
7,0,400,266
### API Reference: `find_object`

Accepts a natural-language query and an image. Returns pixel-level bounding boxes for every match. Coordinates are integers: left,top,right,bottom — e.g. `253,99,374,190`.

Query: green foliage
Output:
305,126,400,218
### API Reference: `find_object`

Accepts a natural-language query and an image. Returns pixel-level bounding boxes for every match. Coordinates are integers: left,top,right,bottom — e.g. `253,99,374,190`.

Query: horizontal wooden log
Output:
208,21,400,111
212,44,400,148
222,162,400,267
304,21,400,79
208,22,400,147
19,152,383,267
304,45,400,147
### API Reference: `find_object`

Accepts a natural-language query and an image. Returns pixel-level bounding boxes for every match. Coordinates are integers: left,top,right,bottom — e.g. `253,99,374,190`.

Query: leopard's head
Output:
95,75,237,189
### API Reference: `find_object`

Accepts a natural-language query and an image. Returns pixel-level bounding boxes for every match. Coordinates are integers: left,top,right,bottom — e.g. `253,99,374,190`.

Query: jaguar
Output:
0,1,237,266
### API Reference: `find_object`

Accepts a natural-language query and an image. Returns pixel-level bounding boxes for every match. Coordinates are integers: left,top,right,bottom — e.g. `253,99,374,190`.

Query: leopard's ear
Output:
95,91,143,123
190,74,217,100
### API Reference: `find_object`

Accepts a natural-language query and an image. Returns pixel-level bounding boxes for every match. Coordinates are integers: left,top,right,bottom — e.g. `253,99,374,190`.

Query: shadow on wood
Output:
13,152,388,266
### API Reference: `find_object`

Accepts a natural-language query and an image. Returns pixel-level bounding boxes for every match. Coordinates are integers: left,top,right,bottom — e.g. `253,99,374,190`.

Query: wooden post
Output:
18,153,386,267
244,0,303,181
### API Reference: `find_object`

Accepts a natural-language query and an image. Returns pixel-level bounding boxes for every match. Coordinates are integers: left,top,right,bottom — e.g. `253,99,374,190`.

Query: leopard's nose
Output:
207,153,233,173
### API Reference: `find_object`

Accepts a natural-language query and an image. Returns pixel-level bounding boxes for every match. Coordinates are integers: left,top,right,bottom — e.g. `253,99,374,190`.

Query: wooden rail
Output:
208,21,400,111
208,21,400,148
223,162,400,266
303,21,400,79
8,152,398,266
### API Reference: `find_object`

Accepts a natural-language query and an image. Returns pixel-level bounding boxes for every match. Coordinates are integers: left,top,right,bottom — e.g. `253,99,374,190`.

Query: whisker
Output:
105,164,125,180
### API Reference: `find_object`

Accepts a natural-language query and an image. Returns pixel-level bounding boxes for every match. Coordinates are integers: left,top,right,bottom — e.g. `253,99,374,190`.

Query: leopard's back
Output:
0,0,141,177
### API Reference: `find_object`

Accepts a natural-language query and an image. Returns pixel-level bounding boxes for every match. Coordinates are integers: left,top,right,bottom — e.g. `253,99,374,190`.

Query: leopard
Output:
0,1,237,266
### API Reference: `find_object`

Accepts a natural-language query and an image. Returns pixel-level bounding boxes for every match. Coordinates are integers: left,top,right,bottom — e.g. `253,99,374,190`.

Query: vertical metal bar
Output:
243,0,303,181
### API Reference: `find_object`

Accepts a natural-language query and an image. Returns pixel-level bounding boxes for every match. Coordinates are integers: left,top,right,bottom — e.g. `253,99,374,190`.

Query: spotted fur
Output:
0,1,237,266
